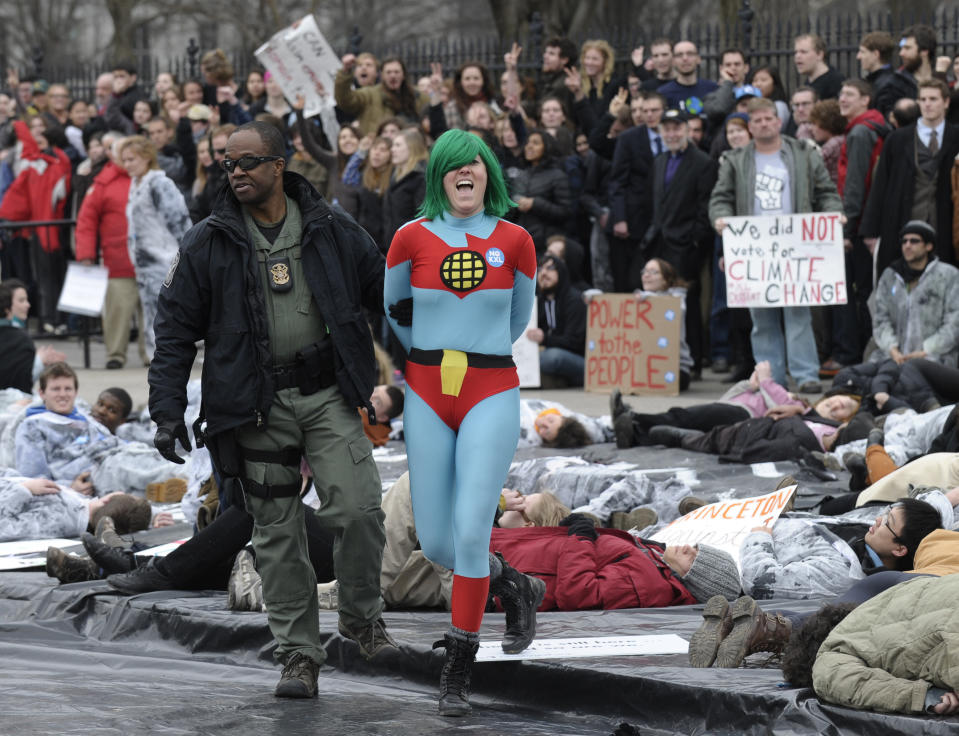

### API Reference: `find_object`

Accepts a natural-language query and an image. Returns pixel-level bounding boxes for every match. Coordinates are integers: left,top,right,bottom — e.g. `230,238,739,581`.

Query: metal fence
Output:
21,8,959,105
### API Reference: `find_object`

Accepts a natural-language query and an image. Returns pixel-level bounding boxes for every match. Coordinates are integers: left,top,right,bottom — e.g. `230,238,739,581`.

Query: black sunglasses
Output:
220,155,281,173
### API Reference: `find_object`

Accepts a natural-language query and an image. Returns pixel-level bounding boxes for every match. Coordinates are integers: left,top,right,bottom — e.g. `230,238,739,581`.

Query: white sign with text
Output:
722,212,846,308
650,486,796,571
254,15,340,118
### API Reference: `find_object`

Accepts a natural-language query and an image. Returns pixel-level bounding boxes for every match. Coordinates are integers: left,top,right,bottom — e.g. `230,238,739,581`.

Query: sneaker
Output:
797,380,822,394
107,558,178,594
316,580,339,610
105,359,123,370
145,478,188,503
338,616,398,661
274,651,320,698
46,547,99,584
866,428,884,447
227,549,264,612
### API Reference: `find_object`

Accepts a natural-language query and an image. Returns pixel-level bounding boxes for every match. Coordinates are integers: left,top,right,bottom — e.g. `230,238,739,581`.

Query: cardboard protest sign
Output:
254,15,339,118
650,486,796,570
512,298,540,388
585,293,682,396
722,212,846,308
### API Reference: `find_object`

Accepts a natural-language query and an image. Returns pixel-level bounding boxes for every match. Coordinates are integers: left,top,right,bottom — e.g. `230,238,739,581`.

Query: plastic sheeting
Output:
2,573,957,735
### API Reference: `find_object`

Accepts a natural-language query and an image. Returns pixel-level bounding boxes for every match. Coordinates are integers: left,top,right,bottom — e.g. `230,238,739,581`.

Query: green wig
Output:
418,129,515,219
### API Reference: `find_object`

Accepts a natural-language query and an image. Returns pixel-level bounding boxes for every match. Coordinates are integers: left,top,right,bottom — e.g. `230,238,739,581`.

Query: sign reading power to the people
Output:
585,294,682,396
722,212,847,308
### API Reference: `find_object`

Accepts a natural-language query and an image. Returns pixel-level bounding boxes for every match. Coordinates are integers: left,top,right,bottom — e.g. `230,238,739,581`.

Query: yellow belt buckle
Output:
440,350,468,396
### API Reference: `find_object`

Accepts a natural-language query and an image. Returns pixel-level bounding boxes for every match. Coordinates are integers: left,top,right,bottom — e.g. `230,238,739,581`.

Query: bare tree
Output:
0,0,84,71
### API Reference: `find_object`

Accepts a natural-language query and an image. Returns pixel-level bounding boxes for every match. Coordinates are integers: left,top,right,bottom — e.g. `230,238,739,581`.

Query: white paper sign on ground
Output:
57,263,108,316
722,212,846,308
475,634,688,662
650,486,796,571
254,15,339,118
0,538,77,570
512,297,540,388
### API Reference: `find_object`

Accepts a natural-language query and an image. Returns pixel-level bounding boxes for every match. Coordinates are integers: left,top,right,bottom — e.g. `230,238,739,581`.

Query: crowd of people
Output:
0,23,958,723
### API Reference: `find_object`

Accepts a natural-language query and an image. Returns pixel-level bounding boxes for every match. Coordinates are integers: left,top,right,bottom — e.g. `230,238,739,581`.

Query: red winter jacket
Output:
74,161,135,278
0,120,71,253
489,527,697,611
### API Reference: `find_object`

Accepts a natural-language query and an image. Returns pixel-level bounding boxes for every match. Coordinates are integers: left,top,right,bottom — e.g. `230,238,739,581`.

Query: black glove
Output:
154,420,192,464
388,298,413,327
558,513,598,541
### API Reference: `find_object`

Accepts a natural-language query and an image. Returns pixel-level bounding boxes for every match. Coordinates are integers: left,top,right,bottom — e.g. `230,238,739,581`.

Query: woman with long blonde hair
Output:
119,136,191,361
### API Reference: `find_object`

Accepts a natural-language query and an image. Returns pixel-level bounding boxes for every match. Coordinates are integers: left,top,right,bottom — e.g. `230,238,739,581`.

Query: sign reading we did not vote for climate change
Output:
722,212,846,308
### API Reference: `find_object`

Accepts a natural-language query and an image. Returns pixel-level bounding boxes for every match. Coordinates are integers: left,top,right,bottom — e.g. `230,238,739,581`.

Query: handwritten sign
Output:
651,486,795,570
585,294,681,396
254,15,339,118
722,213,846,308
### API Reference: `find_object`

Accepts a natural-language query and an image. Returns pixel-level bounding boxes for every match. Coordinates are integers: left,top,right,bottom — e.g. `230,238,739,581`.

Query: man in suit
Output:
862,78,959,279
608,92,665,291
641,108,718,373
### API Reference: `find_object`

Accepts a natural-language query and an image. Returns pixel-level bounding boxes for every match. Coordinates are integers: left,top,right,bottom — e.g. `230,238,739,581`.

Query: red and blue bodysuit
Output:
385,210,536,632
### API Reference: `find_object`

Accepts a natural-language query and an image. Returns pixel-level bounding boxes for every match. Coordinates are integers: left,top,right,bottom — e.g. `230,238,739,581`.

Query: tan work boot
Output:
688,595,733,668
146,478,188,503
713,596,792,668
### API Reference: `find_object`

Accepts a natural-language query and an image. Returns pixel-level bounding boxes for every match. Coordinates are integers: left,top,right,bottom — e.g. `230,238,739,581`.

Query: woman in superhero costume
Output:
384,129,540,716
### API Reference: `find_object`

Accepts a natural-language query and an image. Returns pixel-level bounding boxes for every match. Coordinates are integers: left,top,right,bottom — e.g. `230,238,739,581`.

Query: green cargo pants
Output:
236,384,386,665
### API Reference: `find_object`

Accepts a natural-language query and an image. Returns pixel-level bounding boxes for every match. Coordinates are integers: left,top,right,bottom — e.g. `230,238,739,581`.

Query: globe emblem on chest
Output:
440,250,487,292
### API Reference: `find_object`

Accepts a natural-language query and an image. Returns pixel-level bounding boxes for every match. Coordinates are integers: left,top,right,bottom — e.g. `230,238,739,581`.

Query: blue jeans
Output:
749,306,819,386
540,347,585,386
710,237,730,361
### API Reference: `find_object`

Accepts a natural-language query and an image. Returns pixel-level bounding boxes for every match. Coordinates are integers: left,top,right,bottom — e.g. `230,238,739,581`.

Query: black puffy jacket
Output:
149,172,385,436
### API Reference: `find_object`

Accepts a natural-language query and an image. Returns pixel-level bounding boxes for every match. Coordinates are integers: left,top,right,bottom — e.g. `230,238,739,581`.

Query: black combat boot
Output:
488,552,546,654
435,627,480,717
81,533,136,575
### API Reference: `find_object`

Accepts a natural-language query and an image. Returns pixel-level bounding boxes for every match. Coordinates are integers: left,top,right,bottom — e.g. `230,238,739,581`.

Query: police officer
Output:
148,120,395,698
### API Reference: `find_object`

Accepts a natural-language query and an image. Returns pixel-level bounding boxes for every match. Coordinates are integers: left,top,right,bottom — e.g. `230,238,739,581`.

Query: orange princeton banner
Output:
585,293,682,396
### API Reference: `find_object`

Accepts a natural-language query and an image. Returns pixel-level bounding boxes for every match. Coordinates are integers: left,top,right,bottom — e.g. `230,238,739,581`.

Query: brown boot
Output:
714,596,792,668
688,595,733,667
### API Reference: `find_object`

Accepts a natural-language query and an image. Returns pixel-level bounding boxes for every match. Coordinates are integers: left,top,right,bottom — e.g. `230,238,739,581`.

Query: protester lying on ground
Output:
11,362,198,496
643,391,869,464
689,525,958,671
827,403,955,471
829,358,957,415
360,384,404,447
519,398,612,448
0,467,151,542
819,452,959,517
782,572,959,715
365,474,739,612
739,496,944,600
610,360,828,448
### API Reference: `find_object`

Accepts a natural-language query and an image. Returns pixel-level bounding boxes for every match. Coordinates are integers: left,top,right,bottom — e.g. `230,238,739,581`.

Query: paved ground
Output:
46,331,796,417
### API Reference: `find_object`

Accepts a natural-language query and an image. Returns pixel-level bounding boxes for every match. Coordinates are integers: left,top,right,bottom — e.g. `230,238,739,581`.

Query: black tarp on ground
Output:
2,573,957,735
